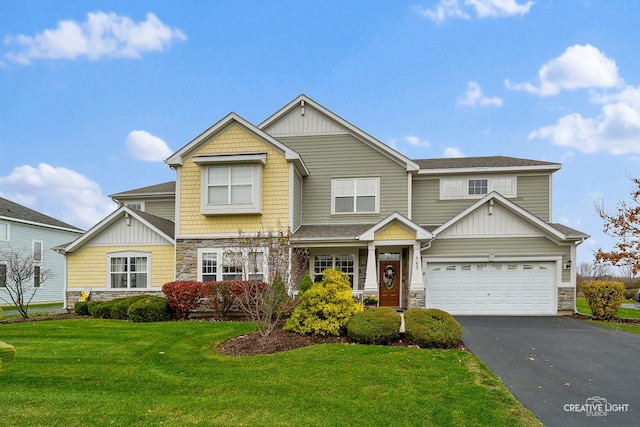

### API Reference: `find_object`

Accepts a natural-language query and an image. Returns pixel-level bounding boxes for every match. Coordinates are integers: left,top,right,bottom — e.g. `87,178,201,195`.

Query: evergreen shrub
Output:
284,269,362,336
404,308,462,349
127,296,170,322
111,295,151,320
90,301,116,319
298,273,313,295
74,301,89,316
581,280,625,321
347,307,401,344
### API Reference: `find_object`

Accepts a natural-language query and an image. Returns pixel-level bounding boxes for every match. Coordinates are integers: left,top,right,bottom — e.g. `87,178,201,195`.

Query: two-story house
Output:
0,196,83,304
61,95,588,315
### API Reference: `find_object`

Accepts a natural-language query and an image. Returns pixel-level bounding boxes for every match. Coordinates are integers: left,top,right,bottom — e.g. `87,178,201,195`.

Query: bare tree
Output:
0,248,53,318
224,224,306,336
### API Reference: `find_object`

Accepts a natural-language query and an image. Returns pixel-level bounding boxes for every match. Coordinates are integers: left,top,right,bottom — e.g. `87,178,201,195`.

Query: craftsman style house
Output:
61,95,588,315
0,197,83,304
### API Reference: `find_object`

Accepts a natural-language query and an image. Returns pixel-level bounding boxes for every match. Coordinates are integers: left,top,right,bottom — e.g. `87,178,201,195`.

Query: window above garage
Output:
440,176,516,199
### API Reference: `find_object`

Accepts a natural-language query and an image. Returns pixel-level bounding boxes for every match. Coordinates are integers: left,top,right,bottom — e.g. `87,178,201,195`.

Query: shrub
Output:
87,300,102,317
127,296,170,322
284,269,362,336
298,273,313,295
203,281,238,319
90,300,116,319
347,308,401,345
624,288,638,301
162,281,206,319
111,295,152,320
581,280,625,321
404,308,462,349
74,301,90,316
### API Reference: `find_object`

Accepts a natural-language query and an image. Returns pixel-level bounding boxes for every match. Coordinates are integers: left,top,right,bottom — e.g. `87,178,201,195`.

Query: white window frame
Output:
0,222,9,241
106,251,151,289
195,154,265,215
312,253,357,289
197,248,266,282
331,177,380,215
440,176,516,199
125,201,145,211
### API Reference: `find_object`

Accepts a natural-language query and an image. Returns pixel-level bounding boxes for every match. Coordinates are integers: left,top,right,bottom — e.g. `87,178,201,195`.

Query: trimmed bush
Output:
74,301,90,316
404,308,462,349
87,300,103,316
581,280,625,321
162,281,206,319
111,295,152,320
127,296,170,322
347,308,401,344
284,269,362,336
90,300,116,319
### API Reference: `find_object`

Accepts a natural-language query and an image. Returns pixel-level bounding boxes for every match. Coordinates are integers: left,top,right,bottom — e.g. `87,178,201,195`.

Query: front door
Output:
379,260,400,306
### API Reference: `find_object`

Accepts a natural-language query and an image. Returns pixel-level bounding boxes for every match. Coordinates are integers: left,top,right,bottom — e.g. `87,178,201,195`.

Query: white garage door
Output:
426,262,556,315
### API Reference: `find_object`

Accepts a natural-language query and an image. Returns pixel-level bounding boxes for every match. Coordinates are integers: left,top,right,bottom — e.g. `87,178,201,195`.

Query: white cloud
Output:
459,81,503,107
417,0,532,22
466,0,534,18
125,130,173,162
403,135,431,148
443,147,465,157
529,85,640,154
506,44,622,96
3,11,186,65
0,163,115,229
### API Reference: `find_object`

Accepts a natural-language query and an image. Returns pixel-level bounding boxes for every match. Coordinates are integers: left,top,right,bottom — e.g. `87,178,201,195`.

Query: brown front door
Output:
379,260,400,306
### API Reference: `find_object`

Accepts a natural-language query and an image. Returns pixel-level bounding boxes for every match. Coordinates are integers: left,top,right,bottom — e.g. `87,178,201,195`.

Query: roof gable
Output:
165,112,309,176
62,206,174,253
259,95,419,172
359,212,432,241
432,192,569,241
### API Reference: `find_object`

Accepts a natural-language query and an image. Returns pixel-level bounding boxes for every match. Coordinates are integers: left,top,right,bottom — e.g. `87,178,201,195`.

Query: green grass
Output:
0,302,64,319
575,297,640,319
0,319,539,426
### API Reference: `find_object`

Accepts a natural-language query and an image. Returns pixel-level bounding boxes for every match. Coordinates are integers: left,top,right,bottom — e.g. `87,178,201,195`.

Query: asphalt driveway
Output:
456,316,640,427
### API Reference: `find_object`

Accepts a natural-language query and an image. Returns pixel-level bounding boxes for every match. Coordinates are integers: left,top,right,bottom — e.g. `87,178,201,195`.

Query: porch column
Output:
410,243,424,289
364,243,378,291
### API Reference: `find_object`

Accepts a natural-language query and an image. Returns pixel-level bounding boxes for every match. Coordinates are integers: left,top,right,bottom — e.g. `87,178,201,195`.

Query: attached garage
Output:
426,261,557,315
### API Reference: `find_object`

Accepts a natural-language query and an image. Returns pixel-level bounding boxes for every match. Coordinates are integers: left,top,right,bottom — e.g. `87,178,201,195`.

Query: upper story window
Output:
0,222,8,241
32,241,43,263
331,177,379,214
441,177,516,199
194,153,265,215
125,202,144,211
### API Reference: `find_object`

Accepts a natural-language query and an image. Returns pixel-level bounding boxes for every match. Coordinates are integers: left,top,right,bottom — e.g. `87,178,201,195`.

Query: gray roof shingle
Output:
0,196,82,231
414,156,560,170
109,181,176,198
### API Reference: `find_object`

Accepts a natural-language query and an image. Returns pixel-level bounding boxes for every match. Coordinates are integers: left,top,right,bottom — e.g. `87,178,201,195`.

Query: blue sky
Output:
1,0,639,267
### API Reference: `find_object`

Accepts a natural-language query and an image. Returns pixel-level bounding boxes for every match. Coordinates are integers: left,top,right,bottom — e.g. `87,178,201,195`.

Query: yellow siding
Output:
375,223,415,241
179,124,290,234
67,245,175,290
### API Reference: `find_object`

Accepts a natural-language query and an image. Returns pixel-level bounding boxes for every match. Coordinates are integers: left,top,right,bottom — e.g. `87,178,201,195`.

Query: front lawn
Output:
576,297,640,334
0,319,539,426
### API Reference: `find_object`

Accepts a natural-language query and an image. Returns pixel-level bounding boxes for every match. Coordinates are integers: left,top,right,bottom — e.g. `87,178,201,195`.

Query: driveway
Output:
456,316,640,427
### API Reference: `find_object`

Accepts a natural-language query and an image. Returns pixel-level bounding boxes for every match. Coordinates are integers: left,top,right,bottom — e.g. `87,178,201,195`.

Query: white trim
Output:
192,152,267,165
331,177,380,215
407,172,412,219
359,211,433,241
106,250,152,289
199,163,263,215
32,240,44,263
0,222,9,241
0,216,82,234
439,176,517,200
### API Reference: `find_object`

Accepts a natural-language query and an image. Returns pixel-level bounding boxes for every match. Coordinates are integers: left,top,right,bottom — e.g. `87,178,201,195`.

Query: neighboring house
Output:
0,197,83,304
61,95,589,315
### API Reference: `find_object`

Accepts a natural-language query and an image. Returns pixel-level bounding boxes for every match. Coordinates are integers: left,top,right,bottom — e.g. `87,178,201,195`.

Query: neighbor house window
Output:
313,253,356,287
0,223,8,241
194,153,265,215
440,177,516,199
332,177,379,214
108,252,149,289
32,241,43,263
33,265,41,288
0,263,6,287
125,202,144,211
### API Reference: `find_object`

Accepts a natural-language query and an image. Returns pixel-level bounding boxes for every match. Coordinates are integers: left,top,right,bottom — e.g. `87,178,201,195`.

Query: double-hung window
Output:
332,177,379,214
108,252,149,289
195,153,265,215
0,222,8,241
198,248,265,282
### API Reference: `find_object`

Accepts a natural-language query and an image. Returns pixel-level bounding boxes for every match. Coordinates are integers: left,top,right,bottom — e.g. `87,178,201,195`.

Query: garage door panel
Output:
427,262,556,315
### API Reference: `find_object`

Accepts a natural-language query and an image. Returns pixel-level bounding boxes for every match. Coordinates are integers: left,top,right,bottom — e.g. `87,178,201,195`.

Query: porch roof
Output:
292,224,374,242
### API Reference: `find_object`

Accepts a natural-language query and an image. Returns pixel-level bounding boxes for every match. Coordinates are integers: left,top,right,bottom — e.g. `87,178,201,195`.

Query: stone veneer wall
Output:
176,239,219,281
557,286,575,315
407,289,426,308
66,290,163,311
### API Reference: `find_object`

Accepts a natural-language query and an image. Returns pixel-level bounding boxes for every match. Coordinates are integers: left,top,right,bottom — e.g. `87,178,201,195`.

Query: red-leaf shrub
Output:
162,281,206,319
